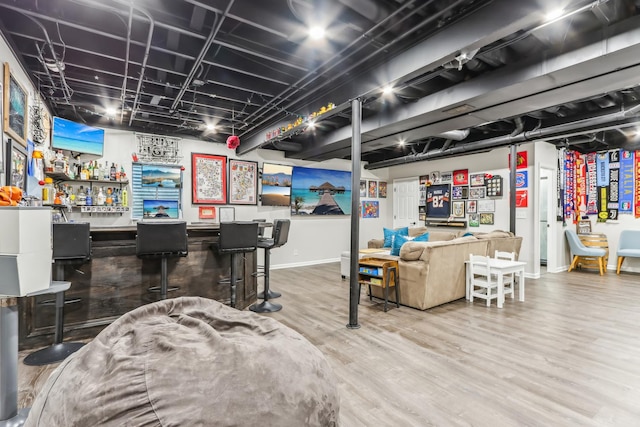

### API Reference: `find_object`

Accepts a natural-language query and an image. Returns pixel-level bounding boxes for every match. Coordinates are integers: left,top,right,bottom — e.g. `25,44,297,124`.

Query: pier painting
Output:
291,166,351,215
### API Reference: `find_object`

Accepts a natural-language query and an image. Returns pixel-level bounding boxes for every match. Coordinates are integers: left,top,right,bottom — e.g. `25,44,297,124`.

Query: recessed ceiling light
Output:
309,26,325,40
105,107,117,116
308,121,316,129
545,8,564,21
206,124,216,132
399,138,406,146
382,85,394,96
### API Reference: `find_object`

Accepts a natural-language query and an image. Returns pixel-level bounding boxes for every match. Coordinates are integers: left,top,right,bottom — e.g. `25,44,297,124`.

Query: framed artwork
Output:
515,171,528,188
469,173,485,187
469,187,486,199
466,199,477,214
429,171,440,184
453,169,468,185
516,189,529,208
219,206,235,222
261,163,292,206
477,198,495,213
469,213,479,227
198,206,216,219
426,184,451,218
440,171,453,183
479,212,495,225
141,164,182,188
452,201,465,218
368,180,378,198
359,180,367,197
419,175,429,185
191,153,227,204
0,82,3,173
486,175,503,197
452,185,469,200
6,138,27,191
378,181,387,198
361,200,379,218
508,150,528,169
229,159,258,205
291,166,351,215
3,63,28,147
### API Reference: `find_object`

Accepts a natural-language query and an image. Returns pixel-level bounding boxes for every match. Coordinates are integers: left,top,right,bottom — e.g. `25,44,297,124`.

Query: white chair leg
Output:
486,284,491,307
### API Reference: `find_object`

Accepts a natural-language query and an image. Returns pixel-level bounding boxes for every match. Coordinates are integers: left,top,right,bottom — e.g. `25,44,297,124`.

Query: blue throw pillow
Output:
391,234,411,256
413,232,430,242
382,227,409,248
462,232,474,237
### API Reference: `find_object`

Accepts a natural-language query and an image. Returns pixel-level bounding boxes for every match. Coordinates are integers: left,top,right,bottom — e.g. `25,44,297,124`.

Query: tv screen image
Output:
142,199,179,219
52,116,105,156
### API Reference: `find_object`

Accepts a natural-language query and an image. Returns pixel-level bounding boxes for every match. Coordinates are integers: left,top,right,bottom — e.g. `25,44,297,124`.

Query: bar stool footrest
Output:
249,301,282,313
23,342,86,366
147,286,180,293
257,289,281,299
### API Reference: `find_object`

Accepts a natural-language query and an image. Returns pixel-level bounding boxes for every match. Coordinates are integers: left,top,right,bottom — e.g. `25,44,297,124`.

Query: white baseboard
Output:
525,272,540,279
271,257,340,270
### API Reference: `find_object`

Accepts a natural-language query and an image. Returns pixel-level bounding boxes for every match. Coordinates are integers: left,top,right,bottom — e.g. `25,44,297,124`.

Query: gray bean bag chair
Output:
25,297,340,426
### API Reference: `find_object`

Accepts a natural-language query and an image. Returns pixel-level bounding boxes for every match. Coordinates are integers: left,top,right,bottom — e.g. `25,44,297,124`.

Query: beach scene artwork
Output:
141,164,182,188
291,166,351,215
261,163,292,206
142,199,179,219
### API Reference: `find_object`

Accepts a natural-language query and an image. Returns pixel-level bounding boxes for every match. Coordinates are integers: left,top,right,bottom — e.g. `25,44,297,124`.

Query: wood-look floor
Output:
17,264,640,426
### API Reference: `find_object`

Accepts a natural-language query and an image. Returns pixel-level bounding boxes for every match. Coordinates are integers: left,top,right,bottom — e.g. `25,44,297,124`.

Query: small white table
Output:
465,258,526,308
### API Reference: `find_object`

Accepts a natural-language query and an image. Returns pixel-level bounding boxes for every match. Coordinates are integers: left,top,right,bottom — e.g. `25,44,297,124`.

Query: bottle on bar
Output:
85,187,93,206
110,163,116,181
121,186,128,207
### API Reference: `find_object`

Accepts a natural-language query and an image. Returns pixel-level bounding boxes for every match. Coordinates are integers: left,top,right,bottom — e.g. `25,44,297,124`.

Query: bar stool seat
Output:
136,221,188,301
250,219,290,313
212,222,258,308
24,222,91,366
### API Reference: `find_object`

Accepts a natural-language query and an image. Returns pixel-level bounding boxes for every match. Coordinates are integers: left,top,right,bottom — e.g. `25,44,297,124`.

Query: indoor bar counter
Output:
18,223,257,350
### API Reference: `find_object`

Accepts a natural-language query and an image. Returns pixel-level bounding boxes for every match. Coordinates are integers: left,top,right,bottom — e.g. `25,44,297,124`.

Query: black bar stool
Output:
24,222,91,366
136,221,188,300
252,218,281,299
250,219,290,313
213,221,258,308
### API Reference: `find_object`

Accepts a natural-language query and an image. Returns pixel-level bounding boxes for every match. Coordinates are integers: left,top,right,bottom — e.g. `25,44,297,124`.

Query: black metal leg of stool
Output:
256,249,281,299
250,248,282,313
230,253,238,308
161,257,168,300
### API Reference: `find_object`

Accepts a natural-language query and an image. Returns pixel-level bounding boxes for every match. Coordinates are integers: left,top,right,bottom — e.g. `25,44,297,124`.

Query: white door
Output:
393,177,419,229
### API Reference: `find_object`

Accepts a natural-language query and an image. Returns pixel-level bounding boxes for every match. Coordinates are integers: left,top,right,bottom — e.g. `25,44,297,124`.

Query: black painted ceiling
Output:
2,0,640,167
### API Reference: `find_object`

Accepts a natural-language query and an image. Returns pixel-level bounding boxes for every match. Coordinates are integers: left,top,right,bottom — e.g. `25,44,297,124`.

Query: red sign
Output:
452,169,468,185
516,189,528,208
508,151,528,169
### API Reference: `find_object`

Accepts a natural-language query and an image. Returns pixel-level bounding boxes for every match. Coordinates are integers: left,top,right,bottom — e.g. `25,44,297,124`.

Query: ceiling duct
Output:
365,103,640,169
434,129,469,141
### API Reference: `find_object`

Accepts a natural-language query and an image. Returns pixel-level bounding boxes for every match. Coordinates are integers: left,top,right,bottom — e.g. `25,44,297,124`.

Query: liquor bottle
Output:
85,187,93,206
120,165,126,181
115,164,121,181
93,162,101,180
113,188,119,206
105,188,113,206
77,185,86,206
103,162,109,180
121,186,128,207
97,187,106,206
110,163,116,181
68,186,76,206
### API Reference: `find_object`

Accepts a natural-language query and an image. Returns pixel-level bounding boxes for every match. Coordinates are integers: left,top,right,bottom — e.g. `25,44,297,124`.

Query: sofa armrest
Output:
368,238,385,249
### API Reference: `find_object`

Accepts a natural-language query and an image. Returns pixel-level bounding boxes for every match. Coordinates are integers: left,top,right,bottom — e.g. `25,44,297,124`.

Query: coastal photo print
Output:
291,166,351,215
261,163,292,206
141,164,182,188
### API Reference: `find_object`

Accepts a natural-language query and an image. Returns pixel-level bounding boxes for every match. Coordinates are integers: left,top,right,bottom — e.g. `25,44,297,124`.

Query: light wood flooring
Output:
18,264,640,426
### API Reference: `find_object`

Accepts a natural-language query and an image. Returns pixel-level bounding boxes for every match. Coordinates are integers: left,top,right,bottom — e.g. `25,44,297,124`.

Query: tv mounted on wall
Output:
52,116,105,156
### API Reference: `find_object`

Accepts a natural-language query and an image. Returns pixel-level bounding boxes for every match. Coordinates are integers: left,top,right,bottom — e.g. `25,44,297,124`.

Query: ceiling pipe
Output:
365,103,640,170
120,4,133,124
435,129,469,141
170,1,235,114
440,139,453,152
240,0,433,129
510,117,524,136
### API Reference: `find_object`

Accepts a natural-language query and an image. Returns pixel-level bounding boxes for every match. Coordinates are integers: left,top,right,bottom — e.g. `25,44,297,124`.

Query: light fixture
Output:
105,107,117,117
44,59,65,73
309,26,325,40
398,138,406,146
206,123,216,132
308,120,316,129
382,85,394,96
545,8,564,21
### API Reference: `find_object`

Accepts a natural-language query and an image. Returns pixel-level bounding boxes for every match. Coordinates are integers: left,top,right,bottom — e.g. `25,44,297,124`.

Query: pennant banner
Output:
636,150,640,218
557,148,564,222
620,150,634,214
586,153,598,214
596,153,609,187
607,150,620,220
565,150,576,221
575,154,586,217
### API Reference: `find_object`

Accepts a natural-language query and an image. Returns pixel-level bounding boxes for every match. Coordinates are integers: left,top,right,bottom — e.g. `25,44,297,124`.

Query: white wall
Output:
62,128,389,269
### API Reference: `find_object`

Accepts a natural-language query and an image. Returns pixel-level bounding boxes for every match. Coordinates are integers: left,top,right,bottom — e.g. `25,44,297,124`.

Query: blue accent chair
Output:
565,229,607,275
616,230,640,274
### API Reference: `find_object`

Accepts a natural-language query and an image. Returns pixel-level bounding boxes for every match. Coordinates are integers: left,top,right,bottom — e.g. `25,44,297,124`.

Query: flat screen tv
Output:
52,116,105,156
142,199,180,219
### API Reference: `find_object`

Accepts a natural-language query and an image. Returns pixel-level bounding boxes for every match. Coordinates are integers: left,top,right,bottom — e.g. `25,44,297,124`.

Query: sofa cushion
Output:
408,226,428,237
383,226,408,247
391,232,429,256
427,231,458,241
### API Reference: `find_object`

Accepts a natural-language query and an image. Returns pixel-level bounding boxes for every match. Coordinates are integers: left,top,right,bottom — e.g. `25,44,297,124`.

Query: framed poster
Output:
3,63,28,147
0,82,3,173
219,206,235,222
452,186,469,200
469,213,479,227
440,171,453,183
453,169,468,185
486,175,503,197
480,212,495,225
191,153,227,204
359,180,367,197
6,138,27,191
477,198,495,213
469,173,485,187
516,189,529,208
426,184,450,218
361,200,379,218
429,171,440,184
466,199,477,214
452,201,465,218
229,159,258,205
378,181,387,198
368,180,378,198
261,163,292,206
469,187,486,199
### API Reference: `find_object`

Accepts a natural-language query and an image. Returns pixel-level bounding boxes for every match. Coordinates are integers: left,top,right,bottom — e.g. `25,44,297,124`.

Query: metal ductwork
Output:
434,129,469,141
365,104,640,170
271,140,303,152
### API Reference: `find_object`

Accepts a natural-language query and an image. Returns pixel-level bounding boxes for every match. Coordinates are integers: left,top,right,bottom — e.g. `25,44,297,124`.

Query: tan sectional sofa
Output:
366,228,522,310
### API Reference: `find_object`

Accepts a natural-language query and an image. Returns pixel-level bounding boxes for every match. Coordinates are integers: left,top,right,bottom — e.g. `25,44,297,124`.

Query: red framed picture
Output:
192,153,227,204
453,169,468,185
198,206,216,219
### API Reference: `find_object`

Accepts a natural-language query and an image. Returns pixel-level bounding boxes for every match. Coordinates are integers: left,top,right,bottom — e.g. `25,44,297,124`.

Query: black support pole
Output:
347,98,362,329
509,144,517,234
